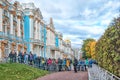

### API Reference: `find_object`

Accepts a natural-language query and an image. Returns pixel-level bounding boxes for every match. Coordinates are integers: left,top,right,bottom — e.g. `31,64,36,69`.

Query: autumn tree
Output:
81,38,96,58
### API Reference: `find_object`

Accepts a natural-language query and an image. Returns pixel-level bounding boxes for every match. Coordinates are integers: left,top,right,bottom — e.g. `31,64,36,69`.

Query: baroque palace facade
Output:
0,0,74,60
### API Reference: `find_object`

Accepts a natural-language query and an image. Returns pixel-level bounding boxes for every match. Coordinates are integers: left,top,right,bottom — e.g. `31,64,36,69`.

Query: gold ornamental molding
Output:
60,38,62,40
3,17,9,22
46,26,50,30
24,45,27,49
33,44,36,49
0,4,3,8
29,15,34,19
40,21,44,26
38,20,40,23
46,27,55,33
12,42,16,46
0,3,9,10
21,31,24,35
7,26,10,29
15,28,18,32
50,28,55,33
17,15,22,19
18,44,23,47
35,17,39,21
9,11,16,15
1,40,8,44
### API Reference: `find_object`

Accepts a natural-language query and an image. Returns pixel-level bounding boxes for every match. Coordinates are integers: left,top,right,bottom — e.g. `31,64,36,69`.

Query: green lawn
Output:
0,63,48,80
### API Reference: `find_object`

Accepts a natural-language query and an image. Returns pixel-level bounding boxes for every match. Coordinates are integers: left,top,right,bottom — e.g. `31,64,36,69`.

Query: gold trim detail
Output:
17,15,21,19
29,15,34,19
10,11,16,15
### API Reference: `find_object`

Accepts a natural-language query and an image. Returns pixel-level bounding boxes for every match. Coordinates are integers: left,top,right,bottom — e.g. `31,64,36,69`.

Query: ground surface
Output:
37,71,88,80
0,63,48,80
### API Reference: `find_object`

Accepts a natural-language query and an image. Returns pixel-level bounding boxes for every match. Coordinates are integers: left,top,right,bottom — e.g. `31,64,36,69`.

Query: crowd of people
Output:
8,50,95,73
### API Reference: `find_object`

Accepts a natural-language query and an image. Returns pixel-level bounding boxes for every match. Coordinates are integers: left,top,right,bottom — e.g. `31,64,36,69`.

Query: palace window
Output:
13,25,15,36
4,44,9,57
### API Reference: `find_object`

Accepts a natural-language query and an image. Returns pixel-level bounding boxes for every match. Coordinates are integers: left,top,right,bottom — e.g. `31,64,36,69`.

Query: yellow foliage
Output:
85,41,96,59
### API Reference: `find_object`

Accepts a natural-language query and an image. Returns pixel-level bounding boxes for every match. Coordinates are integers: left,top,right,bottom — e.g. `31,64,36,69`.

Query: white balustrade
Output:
88,64,120,80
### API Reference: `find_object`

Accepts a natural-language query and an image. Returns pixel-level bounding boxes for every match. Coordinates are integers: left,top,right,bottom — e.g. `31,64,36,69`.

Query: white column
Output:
30,44,33,53
10,14,13,34
39,47,41,56
41,48,44,57
35,20,37,39
0,42,1,59
0,8,3,32
36,46,38,56
29,16,33,39
40,47,42,57
38,22,40,40
39,23,41,41
17,16,21,37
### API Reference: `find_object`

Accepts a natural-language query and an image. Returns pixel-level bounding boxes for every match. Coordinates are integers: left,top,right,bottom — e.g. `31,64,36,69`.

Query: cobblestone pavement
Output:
37,71,88,80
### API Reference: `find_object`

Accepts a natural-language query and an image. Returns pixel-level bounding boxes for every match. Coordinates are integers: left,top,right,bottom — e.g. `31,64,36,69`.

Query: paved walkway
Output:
37,71,88,80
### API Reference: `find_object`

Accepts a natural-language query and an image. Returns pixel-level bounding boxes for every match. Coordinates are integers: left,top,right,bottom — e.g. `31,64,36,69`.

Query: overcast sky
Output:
11,0,120,48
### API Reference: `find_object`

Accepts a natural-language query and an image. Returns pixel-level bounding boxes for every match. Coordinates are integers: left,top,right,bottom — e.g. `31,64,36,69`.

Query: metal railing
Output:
88,64,120,80
0,32,24,42
30,38,44,46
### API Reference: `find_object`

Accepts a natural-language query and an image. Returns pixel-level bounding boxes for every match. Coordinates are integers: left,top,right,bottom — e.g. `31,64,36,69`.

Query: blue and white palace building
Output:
0,0,74,60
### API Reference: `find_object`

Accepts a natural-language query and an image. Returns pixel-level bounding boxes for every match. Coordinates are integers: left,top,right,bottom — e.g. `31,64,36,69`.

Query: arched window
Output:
3,19,10,34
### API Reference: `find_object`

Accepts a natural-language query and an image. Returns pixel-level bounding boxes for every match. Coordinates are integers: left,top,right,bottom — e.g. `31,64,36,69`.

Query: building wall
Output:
0,1,75,59
0,8,3,31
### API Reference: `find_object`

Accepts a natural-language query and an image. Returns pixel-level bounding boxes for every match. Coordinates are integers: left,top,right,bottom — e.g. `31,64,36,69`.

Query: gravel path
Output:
37,71,88,80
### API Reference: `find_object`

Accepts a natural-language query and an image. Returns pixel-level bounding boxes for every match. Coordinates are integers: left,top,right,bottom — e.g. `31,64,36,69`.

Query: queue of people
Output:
8,50,95,73
8,51,73,72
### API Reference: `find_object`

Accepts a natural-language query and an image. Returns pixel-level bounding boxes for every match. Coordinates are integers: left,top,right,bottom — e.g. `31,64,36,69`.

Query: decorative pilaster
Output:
10,13,13,34
29,15,34,39
35,20,38,39
30,44,33,53
38,21,40,40
0,42,1,59
17,15,21,37
0,8,3,32
40,47,41,56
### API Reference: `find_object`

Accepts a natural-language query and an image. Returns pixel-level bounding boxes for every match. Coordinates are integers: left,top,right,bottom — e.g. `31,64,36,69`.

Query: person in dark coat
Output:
58,58,62,71
9,51,13,63
13,51,17,63
73,58,78,73
18,51,22,63
21,51,25,63
28,52,33,65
